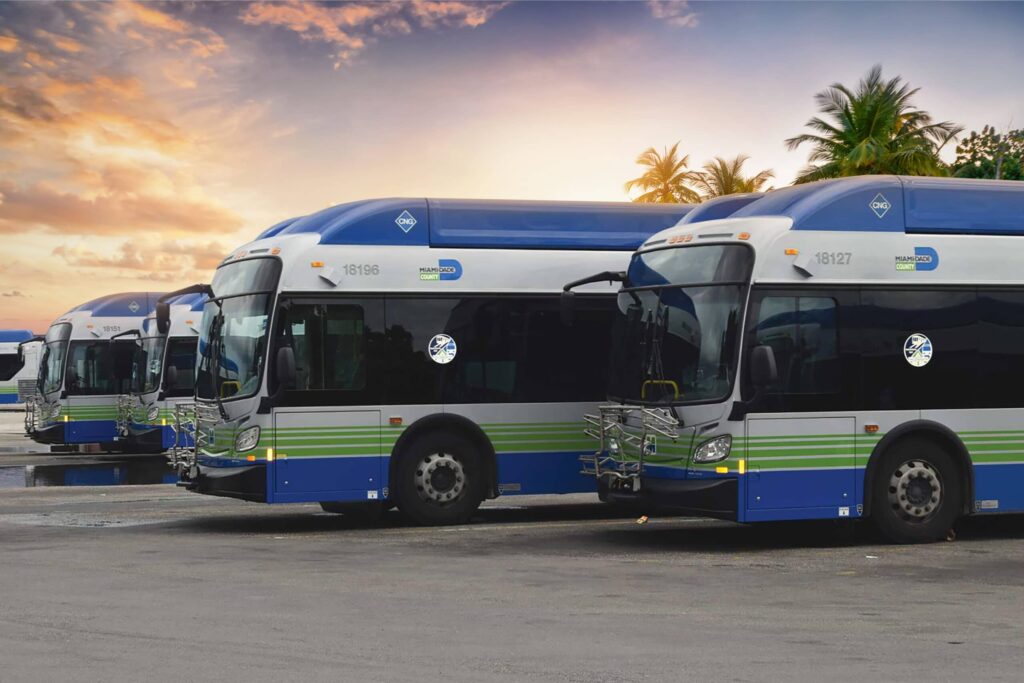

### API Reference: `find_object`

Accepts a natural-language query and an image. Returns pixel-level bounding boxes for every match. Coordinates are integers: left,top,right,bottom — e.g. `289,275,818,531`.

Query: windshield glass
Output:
132,336,166,395
196,258,281,402
608,245,753,404
40,323,72,395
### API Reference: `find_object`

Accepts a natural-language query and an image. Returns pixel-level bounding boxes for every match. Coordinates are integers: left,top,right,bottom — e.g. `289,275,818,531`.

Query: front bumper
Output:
604,476,738,521
33,421,65,445
128,424,170,452
186,463,267,502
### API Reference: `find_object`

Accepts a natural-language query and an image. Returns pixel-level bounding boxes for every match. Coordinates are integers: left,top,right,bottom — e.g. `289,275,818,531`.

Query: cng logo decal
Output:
895,246,939,272
428,334,457,364
904,333,933,368
869,193,891,218
395,210,418,233
128,300,140,313
419,259,462,281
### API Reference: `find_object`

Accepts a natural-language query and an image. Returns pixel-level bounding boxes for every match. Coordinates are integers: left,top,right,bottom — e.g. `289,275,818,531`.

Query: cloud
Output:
0,34,19,53
240,0,507,67
53,238,230,280
647,1,699,29
2,290,25,298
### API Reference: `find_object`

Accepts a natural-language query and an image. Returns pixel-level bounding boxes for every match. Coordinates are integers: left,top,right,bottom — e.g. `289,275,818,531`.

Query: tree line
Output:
627,65,1023,204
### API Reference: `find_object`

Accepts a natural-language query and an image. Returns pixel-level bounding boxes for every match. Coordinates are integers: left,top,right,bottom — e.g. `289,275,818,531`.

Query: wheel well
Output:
388,414,498,499
862,421,974,516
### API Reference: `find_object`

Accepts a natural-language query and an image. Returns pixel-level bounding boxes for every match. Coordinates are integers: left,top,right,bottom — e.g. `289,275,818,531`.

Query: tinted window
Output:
858,289,976,410
66,340,135,395
754,297,839,395
165,337,197,397
0,354,23,381
978,291,1024,408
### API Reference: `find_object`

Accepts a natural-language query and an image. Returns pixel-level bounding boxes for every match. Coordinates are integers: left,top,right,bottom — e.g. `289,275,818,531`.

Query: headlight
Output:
235,426,261,453
692,435,732,463
147,405,160,421
50,403,62,418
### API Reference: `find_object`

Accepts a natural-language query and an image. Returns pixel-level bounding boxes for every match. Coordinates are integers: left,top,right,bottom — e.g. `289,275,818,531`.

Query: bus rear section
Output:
175,198,692,524
31,292,166,449
581,176,1024,543
0,330,39,406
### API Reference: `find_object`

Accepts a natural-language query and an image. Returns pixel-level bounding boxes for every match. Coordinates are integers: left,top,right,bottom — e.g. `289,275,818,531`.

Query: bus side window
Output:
753,296,839,397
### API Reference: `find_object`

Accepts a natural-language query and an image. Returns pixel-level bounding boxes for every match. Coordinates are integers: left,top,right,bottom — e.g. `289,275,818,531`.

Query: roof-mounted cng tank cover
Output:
730,175,1024,235
267,197,693,250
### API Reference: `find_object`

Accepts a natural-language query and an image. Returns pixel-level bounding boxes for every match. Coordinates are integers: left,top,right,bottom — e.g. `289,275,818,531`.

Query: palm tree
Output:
693,155,774,199
785,65,963,183
624,142,701,203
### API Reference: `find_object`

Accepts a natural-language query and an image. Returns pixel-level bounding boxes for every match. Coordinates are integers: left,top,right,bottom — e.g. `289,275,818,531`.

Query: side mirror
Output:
155,302,171,334
276,346,296,390
750,345,778,388
560,290,575,327
165,364,179,390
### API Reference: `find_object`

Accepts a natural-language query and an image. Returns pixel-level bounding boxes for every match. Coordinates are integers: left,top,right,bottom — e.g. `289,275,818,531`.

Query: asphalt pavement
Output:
0,484,1022,683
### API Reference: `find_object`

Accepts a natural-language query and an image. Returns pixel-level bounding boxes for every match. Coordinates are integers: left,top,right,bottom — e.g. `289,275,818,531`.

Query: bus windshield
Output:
196,258,281,402
608,244,753,405
40,323,72,395
132,336,166,395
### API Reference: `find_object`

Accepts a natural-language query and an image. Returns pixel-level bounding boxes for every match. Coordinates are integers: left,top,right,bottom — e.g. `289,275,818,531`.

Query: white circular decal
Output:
428,334,457,364
904,333,933,368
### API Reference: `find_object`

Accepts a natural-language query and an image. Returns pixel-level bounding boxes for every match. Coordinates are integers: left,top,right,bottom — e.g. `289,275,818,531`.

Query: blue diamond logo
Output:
395,210,417,233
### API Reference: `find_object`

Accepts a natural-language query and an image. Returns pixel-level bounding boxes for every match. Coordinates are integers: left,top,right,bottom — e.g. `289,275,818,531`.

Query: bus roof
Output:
0,330,33,343
269,198,692,250
61,292,166,318
728,175,1024,235
255,215,305,241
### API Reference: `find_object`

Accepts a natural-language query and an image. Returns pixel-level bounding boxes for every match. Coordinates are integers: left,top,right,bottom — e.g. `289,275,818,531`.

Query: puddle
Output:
0,460,177,489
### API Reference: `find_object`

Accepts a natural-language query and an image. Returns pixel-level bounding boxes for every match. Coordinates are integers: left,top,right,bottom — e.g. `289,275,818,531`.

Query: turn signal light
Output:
864,424,880,433
311,261,324,268
785,248,800,256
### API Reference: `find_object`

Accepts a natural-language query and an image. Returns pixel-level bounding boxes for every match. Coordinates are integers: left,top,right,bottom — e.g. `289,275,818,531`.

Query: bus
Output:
0,330,41,406
115,291,206,452
30,292,165,449
568,175,1024,543
169,198,691,524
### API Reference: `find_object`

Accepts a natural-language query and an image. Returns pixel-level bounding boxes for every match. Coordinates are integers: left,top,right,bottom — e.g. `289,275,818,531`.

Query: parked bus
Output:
568,176,1024,543
30,292,165,449
169,198,691,523
0,330,41,406
115,291,206,452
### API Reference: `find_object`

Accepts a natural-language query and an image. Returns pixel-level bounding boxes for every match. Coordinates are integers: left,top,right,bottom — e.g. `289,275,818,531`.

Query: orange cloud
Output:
0,34,20,53
240,0,506,67
0,181,243,237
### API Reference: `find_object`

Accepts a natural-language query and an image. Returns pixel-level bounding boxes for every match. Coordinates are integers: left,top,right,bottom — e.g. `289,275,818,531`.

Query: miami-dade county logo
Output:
869,193,891,218
895,246,939,272
428,334,457,364
419,259,463,281
395,210,417,233
904,333,933,368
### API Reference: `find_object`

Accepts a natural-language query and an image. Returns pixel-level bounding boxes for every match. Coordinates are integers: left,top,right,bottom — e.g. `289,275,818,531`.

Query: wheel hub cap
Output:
888,459,943,520
414,453,465,506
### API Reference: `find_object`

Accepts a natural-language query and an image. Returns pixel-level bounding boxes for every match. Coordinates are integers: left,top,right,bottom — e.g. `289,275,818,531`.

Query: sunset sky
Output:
1,0,1023,331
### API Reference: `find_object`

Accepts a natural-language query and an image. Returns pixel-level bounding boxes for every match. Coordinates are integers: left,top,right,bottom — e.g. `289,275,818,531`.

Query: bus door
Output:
743,291,858,519
270,298,385,504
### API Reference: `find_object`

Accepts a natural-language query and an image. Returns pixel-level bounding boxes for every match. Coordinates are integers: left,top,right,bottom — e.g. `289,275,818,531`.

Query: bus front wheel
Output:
393,430,486,526
871,437,962,544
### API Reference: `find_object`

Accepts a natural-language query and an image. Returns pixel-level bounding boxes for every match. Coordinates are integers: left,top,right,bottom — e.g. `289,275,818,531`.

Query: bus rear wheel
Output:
393,430,485,526
871,437,961,544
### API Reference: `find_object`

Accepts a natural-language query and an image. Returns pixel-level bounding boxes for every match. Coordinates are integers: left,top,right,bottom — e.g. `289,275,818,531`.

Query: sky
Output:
1,0,1023,332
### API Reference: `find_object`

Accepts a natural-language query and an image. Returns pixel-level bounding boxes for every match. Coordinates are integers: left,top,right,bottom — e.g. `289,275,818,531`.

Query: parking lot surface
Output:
0,486,1022,682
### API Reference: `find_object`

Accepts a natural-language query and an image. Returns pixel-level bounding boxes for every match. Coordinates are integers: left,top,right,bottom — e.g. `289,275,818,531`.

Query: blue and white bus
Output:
571,176,1024,543
169,198,690,523
116,291,207,452
30,292,165,449
0,330,40,406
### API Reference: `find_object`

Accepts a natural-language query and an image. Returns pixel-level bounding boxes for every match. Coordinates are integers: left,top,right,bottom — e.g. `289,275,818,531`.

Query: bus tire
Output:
319,501,385,522
871,437,962,544
393,430,485,526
